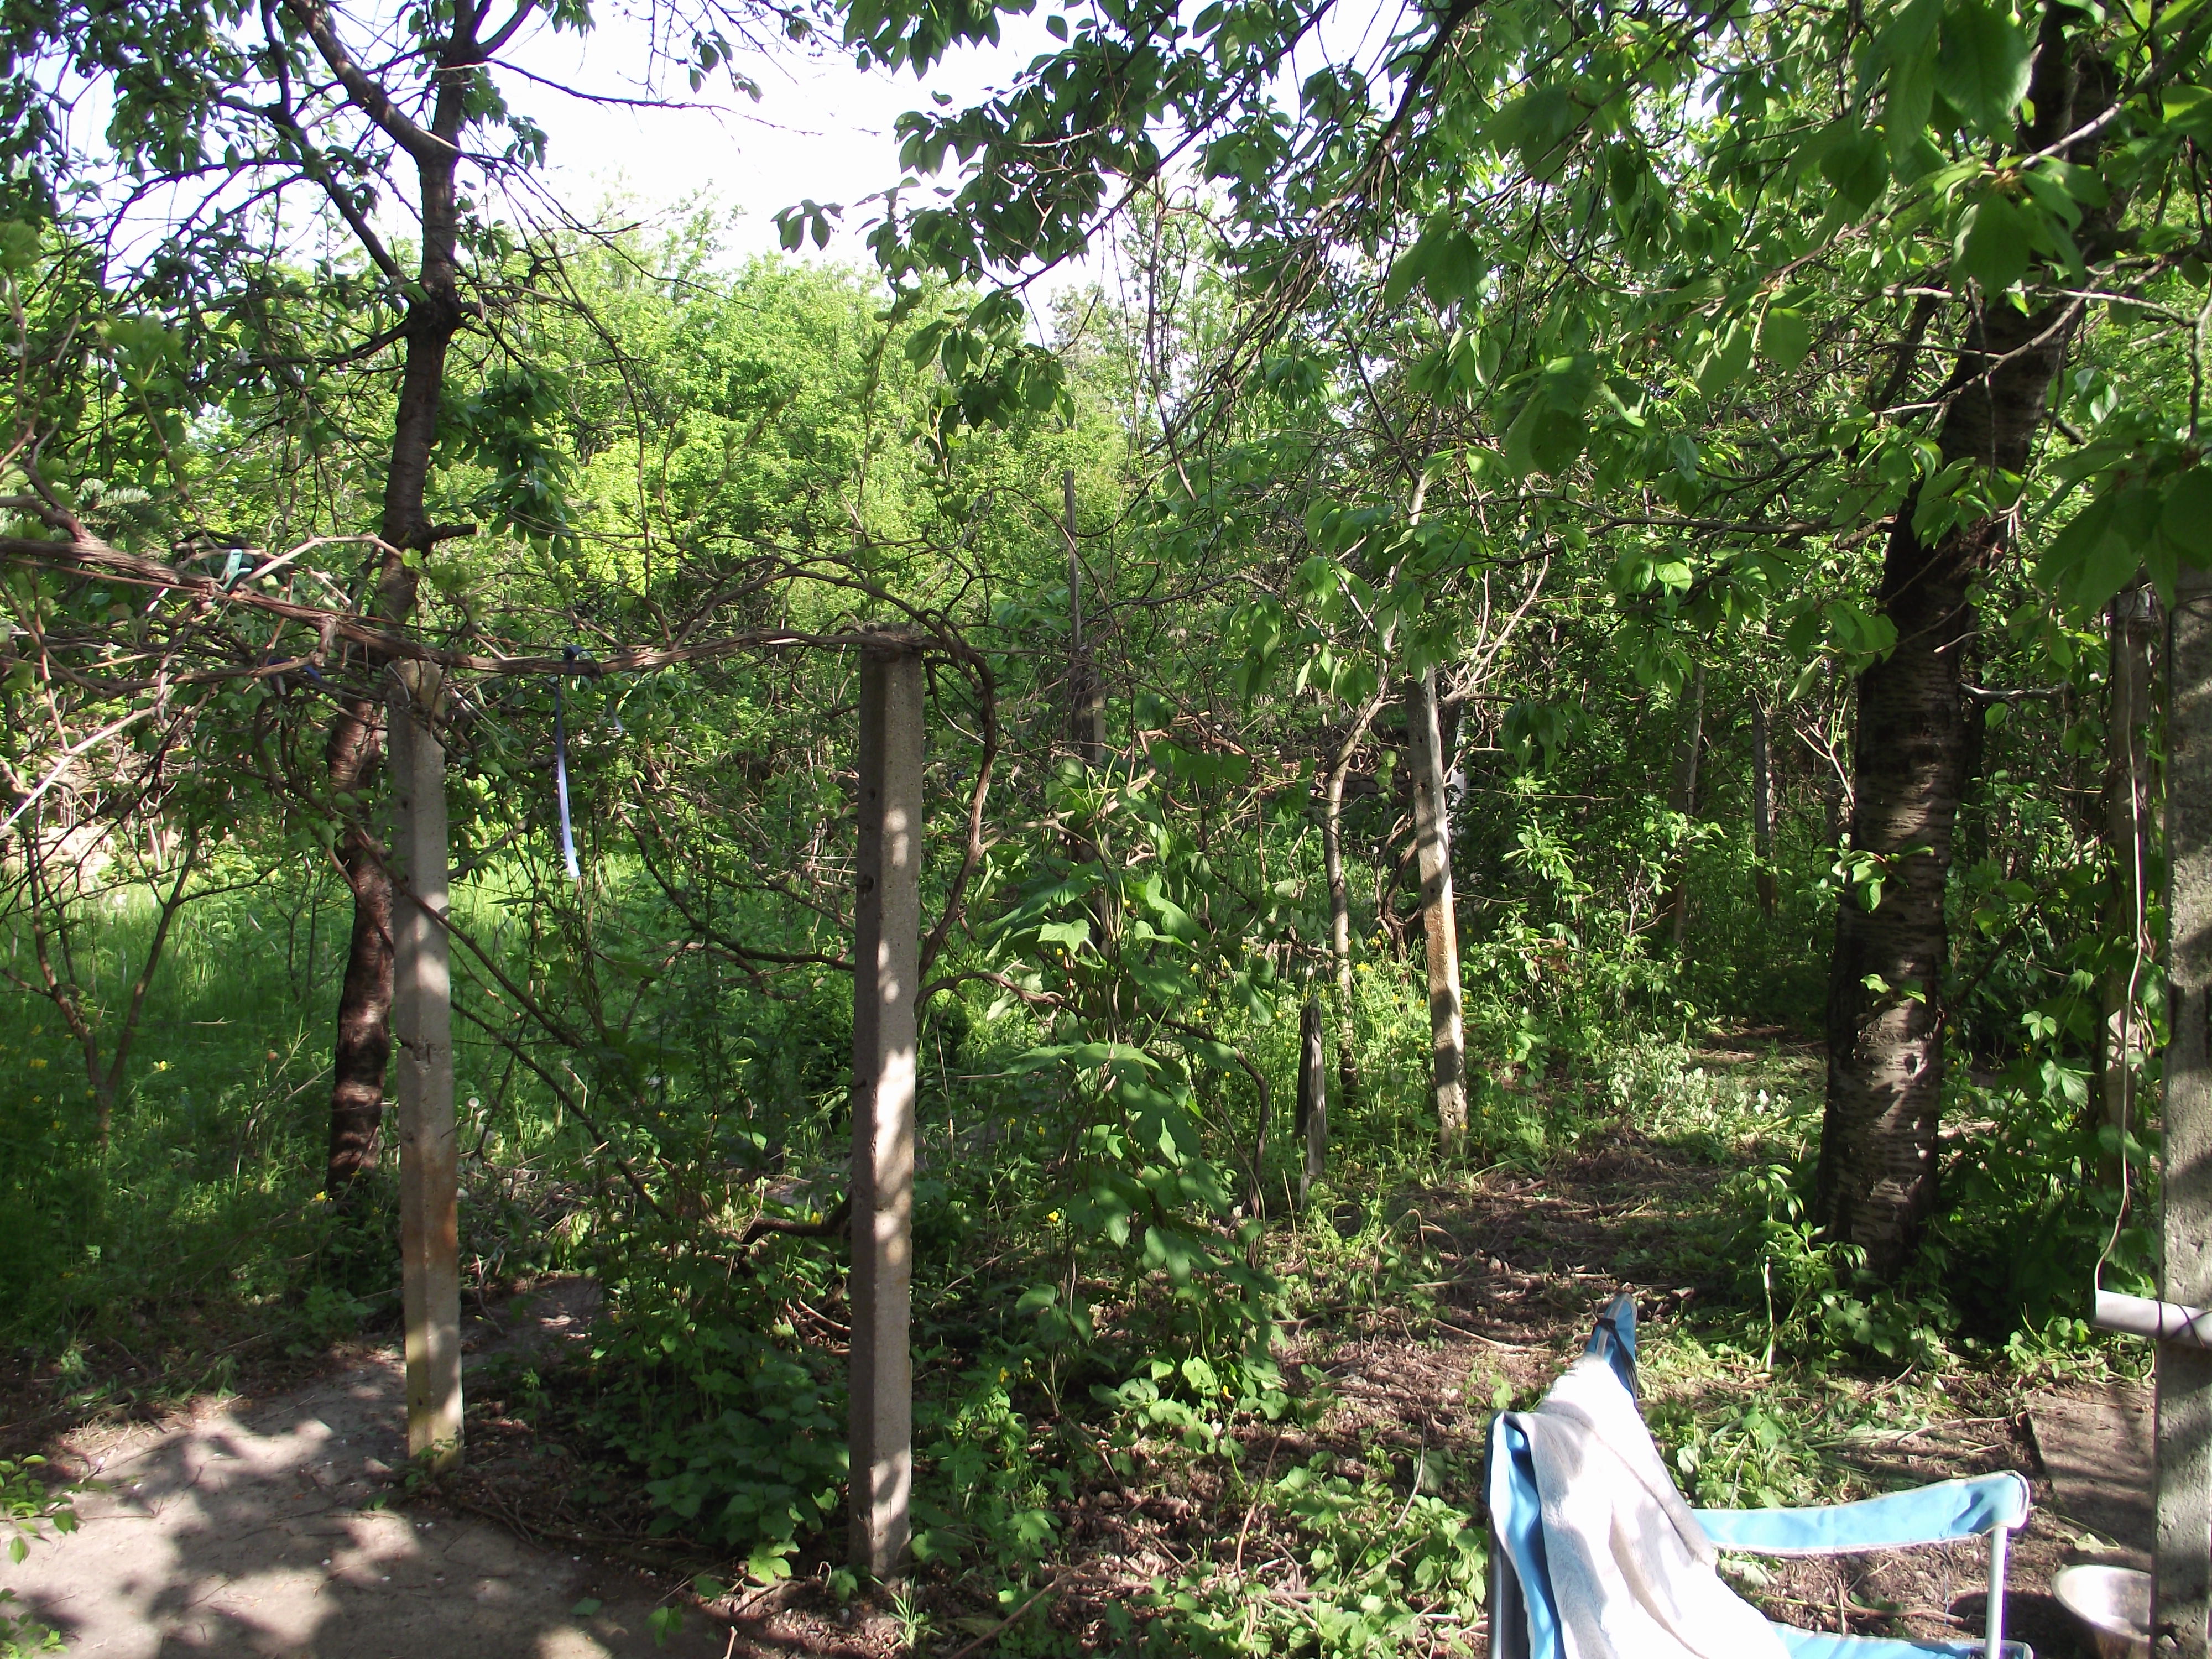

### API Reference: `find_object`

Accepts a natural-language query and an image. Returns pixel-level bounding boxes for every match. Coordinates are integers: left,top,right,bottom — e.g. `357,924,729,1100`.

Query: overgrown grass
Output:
0,862,592,1407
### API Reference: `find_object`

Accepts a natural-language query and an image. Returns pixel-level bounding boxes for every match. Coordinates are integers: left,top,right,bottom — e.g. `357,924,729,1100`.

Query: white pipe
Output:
2093,1289,2212,1348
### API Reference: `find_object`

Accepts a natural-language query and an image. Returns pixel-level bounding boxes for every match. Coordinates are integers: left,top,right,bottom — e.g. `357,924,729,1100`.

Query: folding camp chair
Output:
1486,1294,2032,1659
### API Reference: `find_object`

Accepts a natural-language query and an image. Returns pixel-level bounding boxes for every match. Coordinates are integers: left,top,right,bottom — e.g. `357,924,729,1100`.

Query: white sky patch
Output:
49,0,1416,340
503,2,1065,264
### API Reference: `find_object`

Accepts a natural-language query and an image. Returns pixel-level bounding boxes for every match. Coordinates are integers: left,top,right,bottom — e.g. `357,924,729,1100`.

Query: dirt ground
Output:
4,1280,747,1657
6,1124,2127,1656
984,1123,2116,1656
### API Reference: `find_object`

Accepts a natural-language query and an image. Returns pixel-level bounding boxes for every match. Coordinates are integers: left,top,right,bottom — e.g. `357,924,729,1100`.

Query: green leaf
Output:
1036,919,1092,951
745,1544,795,1582
1126,958,1190,1004
1381,229,1438,309
1825,598,1899,657
1534,352,1601,411
1136,873,1201,940
1490,83,1582,180
0,222,38,273
1936,0,2032,135
1697,320,1755,397
1505,400,1585,477
1882,0,1944,62
2157,0,2212,34
2148,538,2181,608
2164,467,2212,561
1885,66,1935,172
1204,1040,1248,1079
2164,84,2212,144
1141,1222,1210,1283
1881,0,1941,174
1012,1040,1156,1073
1820,128,1889,213
571,1598,603,1617
1755,306,1812,370
2037,487,2132,611
1424,232,1484,307
1953,191,2033,293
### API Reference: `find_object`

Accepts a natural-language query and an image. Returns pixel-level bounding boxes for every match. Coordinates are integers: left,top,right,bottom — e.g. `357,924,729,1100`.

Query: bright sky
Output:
503,3,1066,267
53,0,1415,311
499,0,1418,276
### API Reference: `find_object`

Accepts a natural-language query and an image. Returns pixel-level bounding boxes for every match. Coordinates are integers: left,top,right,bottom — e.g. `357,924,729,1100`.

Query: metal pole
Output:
2160,564,2212,1657
849,642,924,1579
389,664,461,1469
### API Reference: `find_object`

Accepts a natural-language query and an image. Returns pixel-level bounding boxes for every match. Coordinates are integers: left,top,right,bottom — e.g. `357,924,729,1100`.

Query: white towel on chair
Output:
1521,1354,1788,1659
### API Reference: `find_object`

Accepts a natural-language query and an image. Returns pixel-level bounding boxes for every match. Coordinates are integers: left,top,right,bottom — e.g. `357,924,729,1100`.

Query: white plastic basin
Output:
2052,1564,2151,1659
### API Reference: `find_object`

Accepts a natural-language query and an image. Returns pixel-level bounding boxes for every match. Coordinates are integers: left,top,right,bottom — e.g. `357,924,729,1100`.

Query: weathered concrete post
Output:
2160,564,2212,1657
849,640,924,1579
388,664,461,1469
1407,666,1467,1144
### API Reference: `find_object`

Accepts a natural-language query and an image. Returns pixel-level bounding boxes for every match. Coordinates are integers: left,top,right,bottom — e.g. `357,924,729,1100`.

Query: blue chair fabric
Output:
1485,1295,2032,1659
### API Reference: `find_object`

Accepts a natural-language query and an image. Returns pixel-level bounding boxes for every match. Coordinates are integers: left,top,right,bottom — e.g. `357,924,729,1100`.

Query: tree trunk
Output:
1814,12,2116,1277
316,89,468,1194
2098,585,2156,1189
1665,662,1705,948
1750,691,1777,920
1407,666,1467,1144
326,704,395,1191
1295,995,1327,1203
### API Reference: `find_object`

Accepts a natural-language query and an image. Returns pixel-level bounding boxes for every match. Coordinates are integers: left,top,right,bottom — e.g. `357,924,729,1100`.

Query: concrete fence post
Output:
849,642,924,1578
388,663,461,1469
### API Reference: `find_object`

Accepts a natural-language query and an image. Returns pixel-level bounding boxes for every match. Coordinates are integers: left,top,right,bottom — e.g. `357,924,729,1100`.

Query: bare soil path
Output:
3,1281,740,1658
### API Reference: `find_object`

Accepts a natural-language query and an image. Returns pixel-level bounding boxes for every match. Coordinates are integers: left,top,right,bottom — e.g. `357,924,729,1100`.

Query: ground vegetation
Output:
0,0,2208,1647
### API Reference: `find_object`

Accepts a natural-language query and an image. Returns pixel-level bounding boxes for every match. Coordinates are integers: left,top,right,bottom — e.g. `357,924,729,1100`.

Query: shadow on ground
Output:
0,1280,759,1658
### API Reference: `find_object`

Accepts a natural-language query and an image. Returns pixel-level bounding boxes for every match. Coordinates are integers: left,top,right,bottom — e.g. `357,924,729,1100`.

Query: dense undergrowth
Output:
0,813,2156,1653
